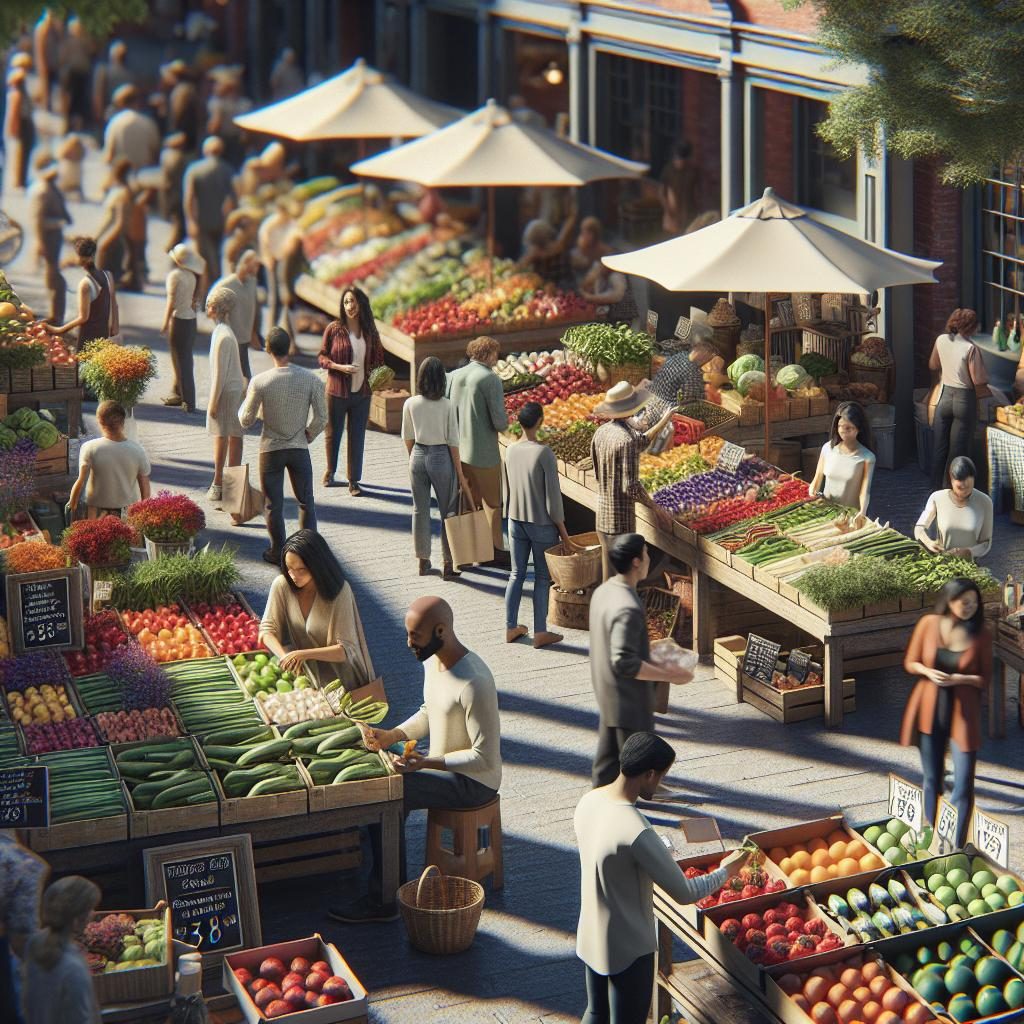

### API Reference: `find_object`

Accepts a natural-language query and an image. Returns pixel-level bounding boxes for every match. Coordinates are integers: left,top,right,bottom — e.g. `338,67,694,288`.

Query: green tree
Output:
790,0,1024,185
2,2,146,49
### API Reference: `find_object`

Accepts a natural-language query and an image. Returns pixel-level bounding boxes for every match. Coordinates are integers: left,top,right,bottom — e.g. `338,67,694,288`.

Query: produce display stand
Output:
993,629,1022,733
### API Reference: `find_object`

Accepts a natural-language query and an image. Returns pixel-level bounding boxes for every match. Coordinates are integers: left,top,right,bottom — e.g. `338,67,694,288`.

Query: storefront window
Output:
501,30,568,128
981,162,1024,329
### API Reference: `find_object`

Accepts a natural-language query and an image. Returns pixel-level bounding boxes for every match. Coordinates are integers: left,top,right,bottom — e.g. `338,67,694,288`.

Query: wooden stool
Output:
425,797,503,889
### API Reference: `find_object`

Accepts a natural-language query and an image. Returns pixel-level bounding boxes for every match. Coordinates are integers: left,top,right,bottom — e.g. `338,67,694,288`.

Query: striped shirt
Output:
590,419,651,534
238,364,328,453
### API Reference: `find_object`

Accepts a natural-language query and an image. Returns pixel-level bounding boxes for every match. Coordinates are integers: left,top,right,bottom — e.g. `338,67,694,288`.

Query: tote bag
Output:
222,463,264,524
444,489,492,567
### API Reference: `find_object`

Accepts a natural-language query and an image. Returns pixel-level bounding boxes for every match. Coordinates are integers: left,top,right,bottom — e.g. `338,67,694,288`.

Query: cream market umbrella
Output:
233,58,460,141
603,187,941,440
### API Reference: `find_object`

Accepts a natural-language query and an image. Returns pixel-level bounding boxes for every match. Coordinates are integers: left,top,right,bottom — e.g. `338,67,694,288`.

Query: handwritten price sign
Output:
934,798,959,855
973,808,1010,869
887,775,924,835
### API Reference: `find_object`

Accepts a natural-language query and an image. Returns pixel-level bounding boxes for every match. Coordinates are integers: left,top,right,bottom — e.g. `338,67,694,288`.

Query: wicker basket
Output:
398,865,484,955
848,363,892,402
545,531,602,591
549,585,595,630
593,360,650,386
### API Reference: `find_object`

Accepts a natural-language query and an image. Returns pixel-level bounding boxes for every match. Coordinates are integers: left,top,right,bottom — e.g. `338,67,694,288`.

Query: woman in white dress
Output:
205,287,244,502
809,401,876,525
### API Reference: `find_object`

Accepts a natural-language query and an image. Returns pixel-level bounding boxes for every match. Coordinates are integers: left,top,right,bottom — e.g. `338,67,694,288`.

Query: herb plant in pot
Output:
127,491,205,560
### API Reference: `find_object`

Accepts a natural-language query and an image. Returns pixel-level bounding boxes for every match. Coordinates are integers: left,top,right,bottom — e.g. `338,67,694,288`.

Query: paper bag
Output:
444,490,492,567
222,463,264,524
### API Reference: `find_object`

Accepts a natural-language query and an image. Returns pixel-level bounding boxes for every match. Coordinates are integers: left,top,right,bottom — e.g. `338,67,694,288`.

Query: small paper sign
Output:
743,633,783,684
646,310,659,337
972,808,1010,869
887,774,924,836
786,649,813,684
93,580,113,604
678,817,724,848
716,441,746,474
674,316,690,340
934,797,959,854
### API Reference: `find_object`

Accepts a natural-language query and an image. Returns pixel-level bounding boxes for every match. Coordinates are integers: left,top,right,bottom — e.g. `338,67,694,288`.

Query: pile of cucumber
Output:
42,748,125,824
115,739,216,810
168,660,263,734
74,672,122,714
199,723,306,799
284,717,389,785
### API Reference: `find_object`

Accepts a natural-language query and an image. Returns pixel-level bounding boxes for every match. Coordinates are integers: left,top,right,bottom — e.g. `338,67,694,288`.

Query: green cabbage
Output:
776,363,810,390
28,423,59,449
727,354,764,384
0,426,15,450
736,370,766,397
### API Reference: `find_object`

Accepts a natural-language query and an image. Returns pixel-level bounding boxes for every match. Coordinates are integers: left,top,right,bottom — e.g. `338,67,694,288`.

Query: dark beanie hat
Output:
620,731,675,777
609,532,646,574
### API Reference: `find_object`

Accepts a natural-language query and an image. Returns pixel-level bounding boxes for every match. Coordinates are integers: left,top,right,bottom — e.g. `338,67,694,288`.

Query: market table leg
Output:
655,918,673,1021
990,655,1005,739
380,802,403,904
691,568,713,659
823,636,843,727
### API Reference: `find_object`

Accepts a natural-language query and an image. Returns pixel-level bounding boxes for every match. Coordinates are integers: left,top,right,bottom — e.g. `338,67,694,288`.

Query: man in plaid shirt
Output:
590,382,676,580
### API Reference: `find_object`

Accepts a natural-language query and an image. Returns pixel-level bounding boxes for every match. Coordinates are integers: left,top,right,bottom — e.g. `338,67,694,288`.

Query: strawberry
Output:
719,919,741,940
740,885,762,900
740,914,763,932
803,919,827,937
744,929,766,947
776,903,800,919
765,924,787,940
761,909,782,927
784,916,805,934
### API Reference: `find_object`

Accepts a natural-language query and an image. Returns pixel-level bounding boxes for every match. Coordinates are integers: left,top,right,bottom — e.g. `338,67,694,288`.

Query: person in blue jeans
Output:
502,401,575,648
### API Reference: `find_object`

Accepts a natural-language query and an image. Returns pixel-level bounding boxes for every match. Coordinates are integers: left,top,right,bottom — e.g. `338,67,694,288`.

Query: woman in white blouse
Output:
205,287,244,502
809,401,876,525
930,308,988,490
915,457,993,561
160,243,204,413
401,356,468,580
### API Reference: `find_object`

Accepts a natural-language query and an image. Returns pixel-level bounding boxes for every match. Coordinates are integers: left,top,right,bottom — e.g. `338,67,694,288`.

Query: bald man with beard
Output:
329,596,502,923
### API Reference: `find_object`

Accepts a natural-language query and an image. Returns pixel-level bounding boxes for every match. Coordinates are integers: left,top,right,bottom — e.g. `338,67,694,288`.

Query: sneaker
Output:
162,395,183,406
206,483,222,501
327,897,399,924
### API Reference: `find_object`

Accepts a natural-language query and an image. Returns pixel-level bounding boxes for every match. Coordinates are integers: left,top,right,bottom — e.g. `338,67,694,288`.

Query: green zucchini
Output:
235,738,292,766
314,728,363,754
333,763,387,783
151,778,212,809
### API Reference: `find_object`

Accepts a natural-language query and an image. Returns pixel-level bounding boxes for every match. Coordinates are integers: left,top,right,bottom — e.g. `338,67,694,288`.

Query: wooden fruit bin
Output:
300,751,401,813
742,670,856,723
368,387,409,434
88,903,174,1005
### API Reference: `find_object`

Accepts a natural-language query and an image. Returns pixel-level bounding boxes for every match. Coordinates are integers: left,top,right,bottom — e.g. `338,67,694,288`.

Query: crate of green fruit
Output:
902,852,1024,926
853,818,935,867
227,652,332,726
211,758,309,826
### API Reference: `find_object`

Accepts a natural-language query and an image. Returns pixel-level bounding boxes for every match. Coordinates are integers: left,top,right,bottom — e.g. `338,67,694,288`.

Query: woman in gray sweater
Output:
502,402,574,648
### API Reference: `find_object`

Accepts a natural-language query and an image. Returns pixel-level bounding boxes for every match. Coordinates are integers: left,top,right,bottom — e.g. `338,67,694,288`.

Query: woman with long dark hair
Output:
809,400,876,525
317,286,385,495
52,237,120,352
900,578,991,847
258,529,373,690
930,308,989,489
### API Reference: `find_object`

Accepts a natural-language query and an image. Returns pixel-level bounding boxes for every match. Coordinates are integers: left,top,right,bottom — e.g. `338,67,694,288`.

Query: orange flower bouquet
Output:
78,339,157,407
2,540,66,574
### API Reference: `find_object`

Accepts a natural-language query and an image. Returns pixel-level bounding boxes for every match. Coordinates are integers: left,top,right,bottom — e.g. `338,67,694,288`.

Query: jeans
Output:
505,519,559,631
260,446,316,554
409,443,457,563
325,392,371,482
920,729,977,848
167,316,196,409
238,342,251,380
582,953,655,1024
368,769,497,903
931,385,977,489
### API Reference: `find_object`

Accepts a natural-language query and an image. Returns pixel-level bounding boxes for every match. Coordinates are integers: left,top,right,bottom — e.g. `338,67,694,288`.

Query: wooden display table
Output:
4,385,83,435
992,633,1022,734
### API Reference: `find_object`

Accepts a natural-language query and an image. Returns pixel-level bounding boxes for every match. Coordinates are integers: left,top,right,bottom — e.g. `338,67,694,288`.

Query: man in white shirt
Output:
575,732,747,1024
102,84,159,172
333,595,502,923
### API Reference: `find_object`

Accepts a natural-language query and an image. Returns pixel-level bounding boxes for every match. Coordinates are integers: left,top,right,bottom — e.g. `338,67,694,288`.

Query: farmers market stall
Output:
986,424,1024,519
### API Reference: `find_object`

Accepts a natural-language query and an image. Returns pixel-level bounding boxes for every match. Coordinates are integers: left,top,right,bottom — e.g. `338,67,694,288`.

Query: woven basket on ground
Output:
398,865,484,955
545,531,602,591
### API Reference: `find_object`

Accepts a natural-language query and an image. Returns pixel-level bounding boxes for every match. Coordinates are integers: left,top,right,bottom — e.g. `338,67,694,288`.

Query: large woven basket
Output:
545,531,602,591
398,865,484,955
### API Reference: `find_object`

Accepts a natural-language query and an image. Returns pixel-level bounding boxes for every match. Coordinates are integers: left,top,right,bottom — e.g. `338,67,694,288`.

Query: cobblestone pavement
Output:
4,164,1024,1023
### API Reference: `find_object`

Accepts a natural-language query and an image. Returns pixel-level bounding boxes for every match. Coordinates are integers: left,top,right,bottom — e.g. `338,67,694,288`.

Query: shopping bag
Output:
222,463,264,524
444,489,492,567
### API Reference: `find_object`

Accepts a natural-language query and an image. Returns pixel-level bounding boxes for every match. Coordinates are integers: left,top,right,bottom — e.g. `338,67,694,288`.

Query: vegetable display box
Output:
35,435,69,476
739,645,856,724
211,762,309,826
303,750,400,813
368,387,408,434
86,904,174,1006
223,934,368,1023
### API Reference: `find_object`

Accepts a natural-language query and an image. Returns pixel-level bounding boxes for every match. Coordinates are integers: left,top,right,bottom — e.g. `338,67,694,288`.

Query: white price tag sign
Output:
973,808,1010,869
934,798,959,854
674,316,690,340
887,774,924,836
646,310,659,337
93,580,113,604
716,441,746,474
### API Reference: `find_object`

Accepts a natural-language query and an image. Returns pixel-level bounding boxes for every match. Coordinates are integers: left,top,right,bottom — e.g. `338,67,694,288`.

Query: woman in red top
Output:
900,577,991,848
317,286,385,495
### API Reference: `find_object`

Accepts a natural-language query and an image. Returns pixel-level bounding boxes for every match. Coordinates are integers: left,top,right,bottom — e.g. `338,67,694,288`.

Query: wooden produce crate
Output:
807,392,830,417
225,654,333,726
677,400,739,439
52,363,79,389
89,903,174,1005
35,435,69,476
211,765,309,826
31,365,54,391
368,387,409,434
719,389,762,426
302,751,401,813
9,367,32,393
0,368,9,393
740,642,856,724
713,635,746,700
797,590,864,623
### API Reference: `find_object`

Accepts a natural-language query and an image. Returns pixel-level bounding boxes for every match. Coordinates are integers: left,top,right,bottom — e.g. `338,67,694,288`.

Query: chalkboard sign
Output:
0,766,49,827
144,835,260,966
743,633,783,684
786,649,813,684
6,567,84,655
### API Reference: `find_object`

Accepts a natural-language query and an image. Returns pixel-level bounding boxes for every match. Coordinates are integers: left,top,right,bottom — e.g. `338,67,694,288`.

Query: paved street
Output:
4,164,1024,1023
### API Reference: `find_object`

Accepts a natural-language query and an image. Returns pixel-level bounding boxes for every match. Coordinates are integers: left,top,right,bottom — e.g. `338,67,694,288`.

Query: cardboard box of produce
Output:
223,933,368,1023
211,763,309,826
85,903,174,1006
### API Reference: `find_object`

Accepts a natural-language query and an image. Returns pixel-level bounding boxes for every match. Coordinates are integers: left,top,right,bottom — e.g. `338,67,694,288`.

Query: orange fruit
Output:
791,850,812,870
804,977,830,1004
811,1004,838,1024
769,846,789,864
829,841,848,861
861,1002,882,1023
876,1013,900,1024
867,975,888,997
852,987,871,1005
859,853,884,871
903,1005,931,1024
779,857,794,875
808,837,829,853
827,864,839,878
837,858,862,877
880,990,907,1014
839,969,863,989
846,840,867,860
828,985,850,1009
811,849,831,868
827,829,849,846
789,868,811,886
810,866,830,883
777,974,803,996
838,1000,862,1024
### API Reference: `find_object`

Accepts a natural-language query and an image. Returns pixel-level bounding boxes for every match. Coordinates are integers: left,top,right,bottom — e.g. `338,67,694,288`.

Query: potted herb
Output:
127,491,205,560
561,322,653,382
61,517,136,571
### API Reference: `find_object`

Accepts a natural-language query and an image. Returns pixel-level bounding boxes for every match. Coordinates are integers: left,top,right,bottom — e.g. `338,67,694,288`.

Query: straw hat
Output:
169,243,205,276
594,381,652,419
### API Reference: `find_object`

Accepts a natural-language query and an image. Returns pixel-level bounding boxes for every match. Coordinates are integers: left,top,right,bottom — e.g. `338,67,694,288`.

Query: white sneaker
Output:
207,484,222,501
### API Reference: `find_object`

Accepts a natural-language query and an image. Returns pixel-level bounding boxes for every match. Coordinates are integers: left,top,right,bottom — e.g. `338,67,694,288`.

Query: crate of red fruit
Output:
185,593,265,657
673,850,790,930
503,364,603,417
95,707,182,744
705,890,853,991
671,414,705,446
119,604,212,663
223,934,368,1023
64,610,134,677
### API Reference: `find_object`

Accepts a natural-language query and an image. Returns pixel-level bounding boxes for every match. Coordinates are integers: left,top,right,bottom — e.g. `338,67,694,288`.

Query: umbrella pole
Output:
488,186,495,289
359,138,369,242
764,293,772,460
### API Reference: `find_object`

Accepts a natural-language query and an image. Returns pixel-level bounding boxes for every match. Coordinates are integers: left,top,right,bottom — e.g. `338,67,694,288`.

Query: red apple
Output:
283,986,307,1008
254,985,282,1009
234,967,254,986
289,956,311,975
310,961,331,977
322,977,352,1000
304,990,320,1008
305,972,325,993
317,994,339,1006
265,1000,292,1019
259,956,286,982
281,972,304,991
249,979,270,995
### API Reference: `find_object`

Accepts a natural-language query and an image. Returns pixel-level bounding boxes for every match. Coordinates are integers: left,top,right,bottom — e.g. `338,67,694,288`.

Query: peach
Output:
791,850,812,870
811,866,831,884
283,986,307,1008
811,1004,838,1024
859,854,884,871
826,829,849,846
289,956,311,975
829,841,848,862
861,962,883,982
811,849,832,868
876,1013,900,1024
846,840,867,860
861,1001,882,1023
808,837,829,853
254,985,282,1009
903,1005,931,1024
322,976,352,1000
828,984,850,1009
852,986,872,1004
234,968,254,986
306,972,326,993
880,989,908,1014
777,974,803,995
789,868,811,886
310,961,331,976
838,1000,863,1024
840,969,863,989
837,858,862,877
868,976,890,998
804,977,830,1004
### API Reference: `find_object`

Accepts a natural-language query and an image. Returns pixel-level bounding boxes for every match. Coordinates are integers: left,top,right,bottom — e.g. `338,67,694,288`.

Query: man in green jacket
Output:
446,336,510,567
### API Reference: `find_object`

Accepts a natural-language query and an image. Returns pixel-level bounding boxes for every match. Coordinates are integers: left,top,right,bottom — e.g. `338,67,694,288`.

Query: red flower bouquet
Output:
127,491,205,544
62,517,136,567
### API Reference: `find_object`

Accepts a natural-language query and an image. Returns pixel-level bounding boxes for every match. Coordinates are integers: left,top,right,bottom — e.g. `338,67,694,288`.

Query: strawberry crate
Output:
673,848,790,930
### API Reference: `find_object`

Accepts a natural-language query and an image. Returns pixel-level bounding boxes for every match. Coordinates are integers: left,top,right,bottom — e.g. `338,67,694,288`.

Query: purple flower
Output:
0,438,39,522
104,645,171,710
0,650,69,692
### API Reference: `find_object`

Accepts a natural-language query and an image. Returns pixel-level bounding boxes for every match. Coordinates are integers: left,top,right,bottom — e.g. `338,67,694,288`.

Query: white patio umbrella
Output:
603,188,941,440
233,58,460,141
351,99,648,279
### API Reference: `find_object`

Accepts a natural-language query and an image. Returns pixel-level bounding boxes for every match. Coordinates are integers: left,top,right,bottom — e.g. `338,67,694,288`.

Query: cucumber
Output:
314,728,363,754
283,716,345,739
152,778,212,809
201,725,272,745
235,739,292,766
333,763,387,783
247,774,303,797
202,744,258,763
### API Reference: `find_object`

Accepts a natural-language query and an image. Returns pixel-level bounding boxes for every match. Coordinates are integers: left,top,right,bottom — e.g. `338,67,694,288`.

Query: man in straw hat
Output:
590,381,677,580
29,149,71,323
162,242,205,413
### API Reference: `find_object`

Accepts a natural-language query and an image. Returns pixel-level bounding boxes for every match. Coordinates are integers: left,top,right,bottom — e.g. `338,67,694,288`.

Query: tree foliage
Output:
1,2,146,50
789,0,1024,185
